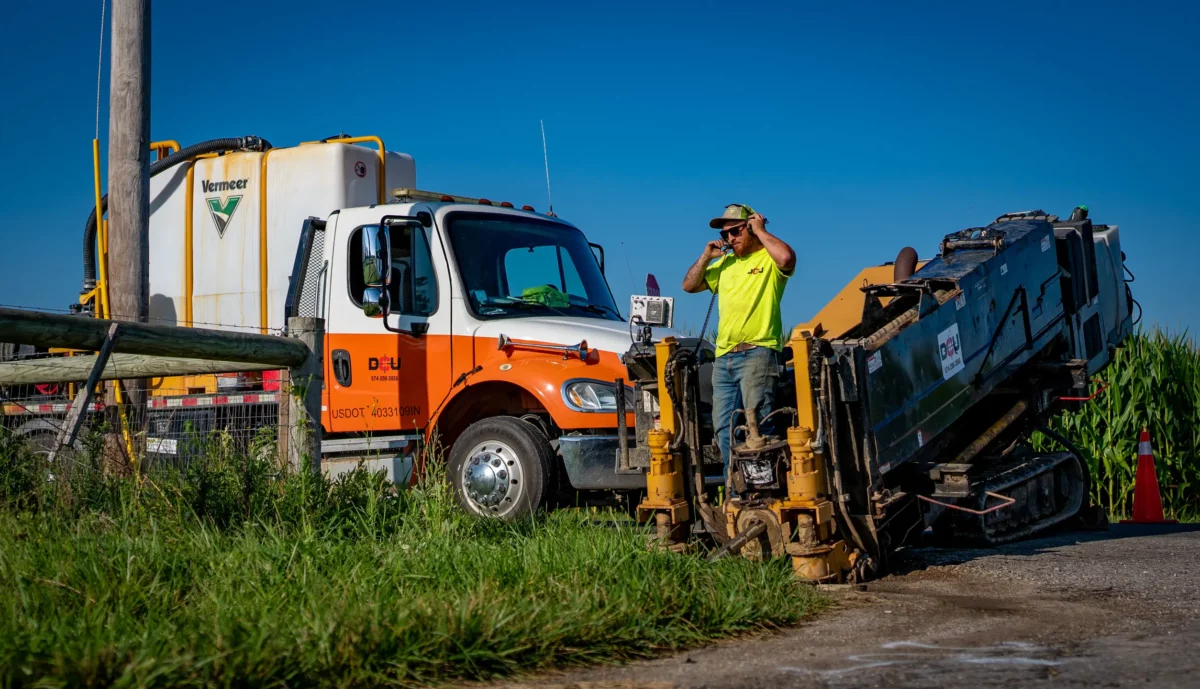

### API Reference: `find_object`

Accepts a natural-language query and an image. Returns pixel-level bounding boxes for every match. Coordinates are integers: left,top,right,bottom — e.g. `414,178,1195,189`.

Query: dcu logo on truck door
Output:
368,356,400,372
368,356,401,382
202,178,249,238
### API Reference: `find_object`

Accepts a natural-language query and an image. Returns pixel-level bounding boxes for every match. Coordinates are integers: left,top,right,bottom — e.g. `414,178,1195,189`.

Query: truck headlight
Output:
562,380,635,412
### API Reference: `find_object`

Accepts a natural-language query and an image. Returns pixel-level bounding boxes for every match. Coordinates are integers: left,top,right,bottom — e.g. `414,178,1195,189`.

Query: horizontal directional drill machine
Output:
620,208,1134,582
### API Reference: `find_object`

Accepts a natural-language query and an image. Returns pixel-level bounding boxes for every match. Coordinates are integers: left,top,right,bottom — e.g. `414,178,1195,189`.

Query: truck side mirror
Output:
361,224,391,288
589,242,605,275
362,224,391,319
362,287,390,319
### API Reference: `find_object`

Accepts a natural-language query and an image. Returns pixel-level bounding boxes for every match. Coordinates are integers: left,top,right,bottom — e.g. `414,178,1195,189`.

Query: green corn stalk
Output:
1037,327,1200,521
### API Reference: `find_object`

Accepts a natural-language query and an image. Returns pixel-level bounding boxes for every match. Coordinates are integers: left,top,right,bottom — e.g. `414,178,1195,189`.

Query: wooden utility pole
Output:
106,0,151,416
284,317,325,474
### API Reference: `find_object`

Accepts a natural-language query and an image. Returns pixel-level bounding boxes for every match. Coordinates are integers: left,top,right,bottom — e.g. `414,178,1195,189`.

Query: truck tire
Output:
448,416,554,520
14,420,80,477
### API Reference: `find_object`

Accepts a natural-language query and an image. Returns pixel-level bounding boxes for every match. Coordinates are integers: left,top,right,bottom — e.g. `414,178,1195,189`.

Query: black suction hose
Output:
82,136,272,290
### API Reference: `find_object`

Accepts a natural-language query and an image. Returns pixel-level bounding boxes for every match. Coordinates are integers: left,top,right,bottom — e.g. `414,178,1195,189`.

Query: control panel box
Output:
629,295,673,328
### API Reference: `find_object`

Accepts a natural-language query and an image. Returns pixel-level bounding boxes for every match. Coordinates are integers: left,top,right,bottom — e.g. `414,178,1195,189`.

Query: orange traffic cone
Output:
1120,427,1177,524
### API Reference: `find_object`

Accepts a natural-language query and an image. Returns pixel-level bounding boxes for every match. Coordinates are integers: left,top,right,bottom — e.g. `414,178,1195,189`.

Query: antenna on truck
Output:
540,119,555,216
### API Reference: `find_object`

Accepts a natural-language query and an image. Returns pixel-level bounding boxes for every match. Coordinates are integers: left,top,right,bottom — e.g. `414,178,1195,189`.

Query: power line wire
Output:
95,0,107,140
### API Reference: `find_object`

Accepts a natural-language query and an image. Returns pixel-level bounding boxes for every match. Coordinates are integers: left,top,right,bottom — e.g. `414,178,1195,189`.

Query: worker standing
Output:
682,204,796,490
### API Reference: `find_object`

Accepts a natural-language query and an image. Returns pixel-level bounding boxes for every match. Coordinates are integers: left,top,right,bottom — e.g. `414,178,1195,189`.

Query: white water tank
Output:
148,142,415,332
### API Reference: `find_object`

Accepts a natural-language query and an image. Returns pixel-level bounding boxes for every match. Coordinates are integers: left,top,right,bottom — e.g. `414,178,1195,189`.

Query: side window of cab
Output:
347,223,438,317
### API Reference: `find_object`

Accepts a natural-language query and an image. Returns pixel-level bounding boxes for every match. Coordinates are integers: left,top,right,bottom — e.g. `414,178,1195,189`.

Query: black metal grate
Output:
288,223,326,326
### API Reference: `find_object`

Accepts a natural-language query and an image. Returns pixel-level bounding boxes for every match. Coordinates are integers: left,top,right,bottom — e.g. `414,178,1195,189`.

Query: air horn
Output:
497,334,589,361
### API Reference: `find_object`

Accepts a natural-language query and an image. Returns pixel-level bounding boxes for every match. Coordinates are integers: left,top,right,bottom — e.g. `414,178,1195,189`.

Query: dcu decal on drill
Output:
938,323,965,380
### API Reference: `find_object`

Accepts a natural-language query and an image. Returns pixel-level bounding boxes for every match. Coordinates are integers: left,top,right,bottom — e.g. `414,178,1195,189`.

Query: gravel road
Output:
495,523,1200,689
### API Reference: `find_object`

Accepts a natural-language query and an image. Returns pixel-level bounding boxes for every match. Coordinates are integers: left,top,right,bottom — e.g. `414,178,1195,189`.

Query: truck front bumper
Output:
558,433,646,490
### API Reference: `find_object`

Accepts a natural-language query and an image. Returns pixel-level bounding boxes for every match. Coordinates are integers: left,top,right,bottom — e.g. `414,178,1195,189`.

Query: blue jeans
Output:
711,346,782,488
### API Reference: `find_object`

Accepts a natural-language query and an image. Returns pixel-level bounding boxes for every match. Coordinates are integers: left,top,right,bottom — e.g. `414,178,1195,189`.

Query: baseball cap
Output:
709,203,756,229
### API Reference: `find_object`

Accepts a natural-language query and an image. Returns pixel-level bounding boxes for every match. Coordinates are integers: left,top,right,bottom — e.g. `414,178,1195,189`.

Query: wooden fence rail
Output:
0,307,308,367
0,354,277,386
0,308,322,472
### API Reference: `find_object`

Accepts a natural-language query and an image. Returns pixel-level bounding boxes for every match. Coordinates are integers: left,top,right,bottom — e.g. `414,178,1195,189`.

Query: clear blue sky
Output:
1,1,1196,335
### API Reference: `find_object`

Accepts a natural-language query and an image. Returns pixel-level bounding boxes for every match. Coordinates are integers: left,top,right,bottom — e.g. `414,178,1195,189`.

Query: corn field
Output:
1039,328,1200,521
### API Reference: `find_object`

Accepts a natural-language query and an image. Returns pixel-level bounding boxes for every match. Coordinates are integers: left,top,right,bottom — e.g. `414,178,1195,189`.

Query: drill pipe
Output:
707,520,768,562
954,399,1028,465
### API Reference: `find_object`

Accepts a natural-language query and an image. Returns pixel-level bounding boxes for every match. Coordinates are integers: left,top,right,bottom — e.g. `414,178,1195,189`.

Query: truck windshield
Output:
445,212,622,321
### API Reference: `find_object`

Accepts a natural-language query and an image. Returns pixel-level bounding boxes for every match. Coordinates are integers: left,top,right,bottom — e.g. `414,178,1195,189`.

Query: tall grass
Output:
1039,327,1200,520
0,429,821,688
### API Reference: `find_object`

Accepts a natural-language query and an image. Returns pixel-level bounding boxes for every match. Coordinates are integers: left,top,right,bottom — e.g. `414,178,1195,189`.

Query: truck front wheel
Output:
448,416,554,520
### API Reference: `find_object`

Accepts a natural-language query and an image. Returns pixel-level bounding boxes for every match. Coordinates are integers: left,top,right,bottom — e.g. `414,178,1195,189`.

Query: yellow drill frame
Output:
635,329,853,580
714,327,851,580
635,337,691,547
779,326,851,580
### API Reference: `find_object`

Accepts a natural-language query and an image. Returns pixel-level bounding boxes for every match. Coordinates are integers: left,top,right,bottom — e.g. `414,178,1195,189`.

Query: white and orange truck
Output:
4,134,661,518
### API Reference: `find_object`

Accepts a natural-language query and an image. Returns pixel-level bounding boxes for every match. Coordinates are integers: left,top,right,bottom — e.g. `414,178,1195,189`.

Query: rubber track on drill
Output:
942,451,1086,546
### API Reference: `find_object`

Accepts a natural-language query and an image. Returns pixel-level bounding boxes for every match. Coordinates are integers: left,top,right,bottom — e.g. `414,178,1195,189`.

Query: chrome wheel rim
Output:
460,440,525,517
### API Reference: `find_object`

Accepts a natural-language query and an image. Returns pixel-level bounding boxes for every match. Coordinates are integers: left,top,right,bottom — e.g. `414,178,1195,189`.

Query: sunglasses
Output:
720,224,747,239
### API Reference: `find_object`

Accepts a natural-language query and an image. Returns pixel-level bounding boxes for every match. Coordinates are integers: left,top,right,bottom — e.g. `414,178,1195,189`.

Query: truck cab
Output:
296,191,642,517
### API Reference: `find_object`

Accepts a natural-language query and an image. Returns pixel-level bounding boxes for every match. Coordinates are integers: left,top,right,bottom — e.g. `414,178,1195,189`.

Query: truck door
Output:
325,210,439,434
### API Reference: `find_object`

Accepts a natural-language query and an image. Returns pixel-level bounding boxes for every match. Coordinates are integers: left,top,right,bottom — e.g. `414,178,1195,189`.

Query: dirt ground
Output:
488,523,1200,689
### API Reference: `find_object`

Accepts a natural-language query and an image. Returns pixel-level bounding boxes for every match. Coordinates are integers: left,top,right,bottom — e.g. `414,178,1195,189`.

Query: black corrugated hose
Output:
81,136,272,291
